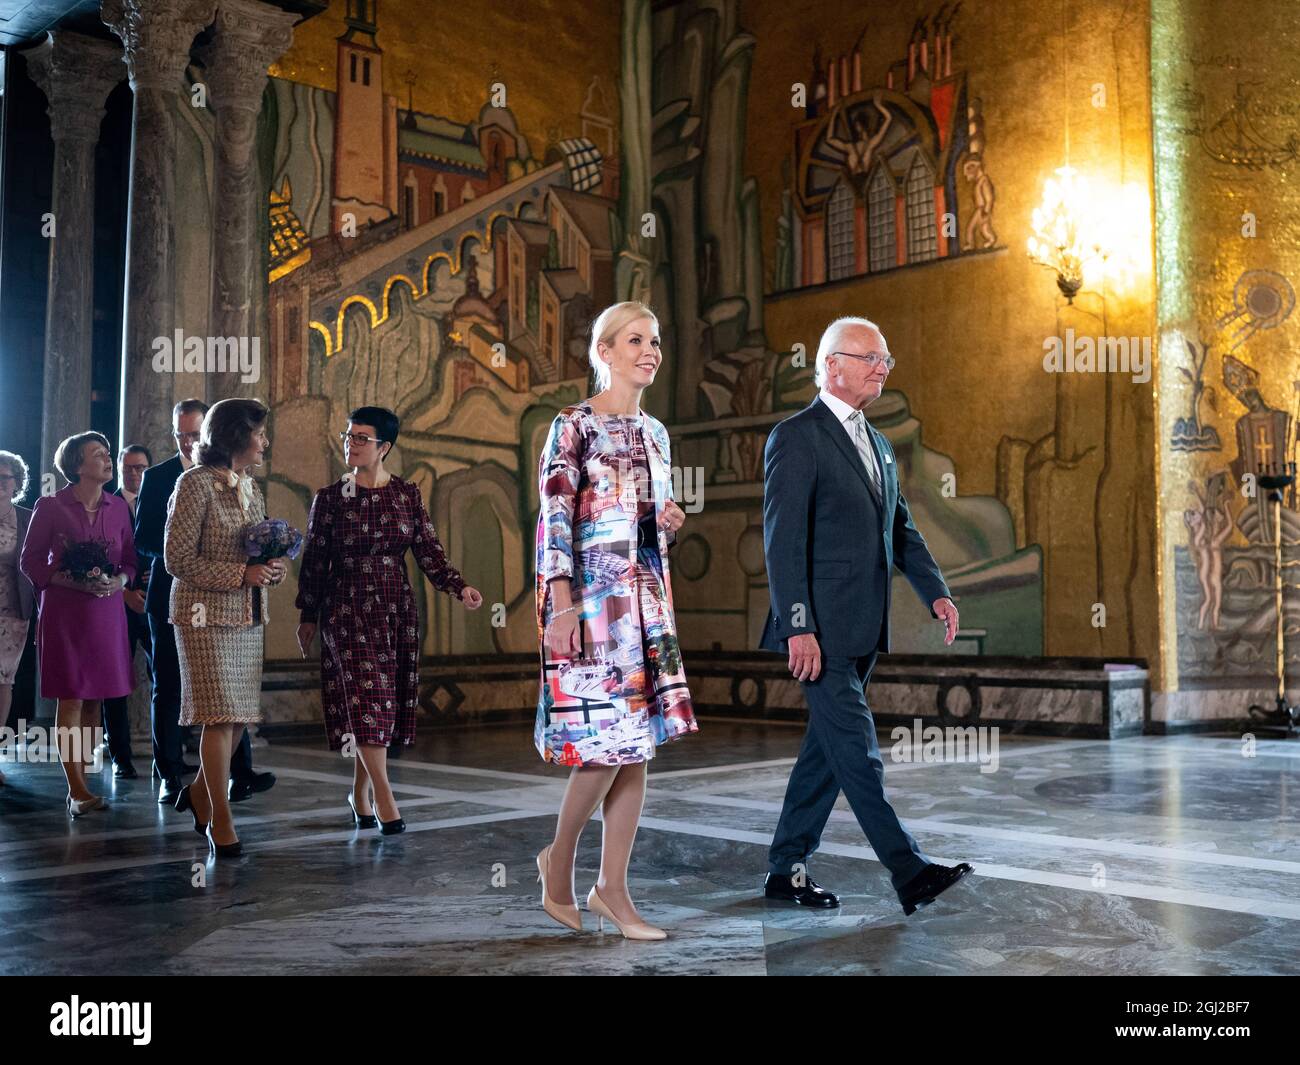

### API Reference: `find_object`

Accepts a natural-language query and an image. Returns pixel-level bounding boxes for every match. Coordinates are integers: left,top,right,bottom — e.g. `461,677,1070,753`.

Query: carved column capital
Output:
24,31,123,143
102,0,217,92
199,0,298,112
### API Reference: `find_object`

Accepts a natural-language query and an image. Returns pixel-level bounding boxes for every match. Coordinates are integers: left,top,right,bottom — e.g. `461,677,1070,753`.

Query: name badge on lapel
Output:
882,452,893,465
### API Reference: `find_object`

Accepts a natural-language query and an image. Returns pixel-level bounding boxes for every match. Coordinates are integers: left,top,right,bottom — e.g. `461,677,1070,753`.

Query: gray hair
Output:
0,449,31,502
814,315,881,387
588,301,658,391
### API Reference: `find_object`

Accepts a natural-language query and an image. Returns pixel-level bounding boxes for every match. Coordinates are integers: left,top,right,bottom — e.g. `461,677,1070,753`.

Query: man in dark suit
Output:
100,444,153,778
135,399,274,804
759,317,972,917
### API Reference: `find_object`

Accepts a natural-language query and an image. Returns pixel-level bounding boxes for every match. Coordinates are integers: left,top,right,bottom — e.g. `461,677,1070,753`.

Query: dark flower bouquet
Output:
243,519,304,564
59,538,117,582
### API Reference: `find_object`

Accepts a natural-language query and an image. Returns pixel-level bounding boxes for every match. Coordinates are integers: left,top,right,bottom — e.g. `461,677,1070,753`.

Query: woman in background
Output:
0,450,36,786
165,399,285,857
18,433,137,813
296,406,482,834
534,301,697,939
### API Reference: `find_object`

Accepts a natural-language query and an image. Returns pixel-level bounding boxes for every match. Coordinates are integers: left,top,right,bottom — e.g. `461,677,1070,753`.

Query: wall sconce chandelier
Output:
1027,165,1108,303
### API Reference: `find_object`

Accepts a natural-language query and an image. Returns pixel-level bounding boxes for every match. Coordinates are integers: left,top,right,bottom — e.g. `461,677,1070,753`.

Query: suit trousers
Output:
101,608,152,768
767,652,930,893
148,614,253,780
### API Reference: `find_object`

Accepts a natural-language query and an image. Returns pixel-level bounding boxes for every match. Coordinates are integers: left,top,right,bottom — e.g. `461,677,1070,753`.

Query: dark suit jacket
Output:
115,487,147,592
13,504,35,620
758,394,951,657
134,454,184,619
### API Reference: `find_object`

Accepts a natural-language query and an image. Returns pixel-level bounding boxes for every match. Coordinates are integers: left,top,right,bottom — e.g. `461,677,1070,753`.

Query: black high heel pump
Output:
174,784,209,837
206,825,243,858
347,791,378,829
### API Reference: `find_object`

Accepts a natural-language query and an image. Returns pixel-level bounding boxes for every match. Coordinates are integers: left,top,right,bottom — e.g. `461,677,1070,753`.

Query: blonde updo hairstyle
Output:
588,301,659,392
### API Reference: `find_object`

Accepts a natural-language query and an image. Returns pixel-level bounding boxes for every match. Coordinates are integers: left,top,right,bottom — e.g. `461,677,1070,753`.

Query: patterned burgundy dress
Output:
296,476,466,750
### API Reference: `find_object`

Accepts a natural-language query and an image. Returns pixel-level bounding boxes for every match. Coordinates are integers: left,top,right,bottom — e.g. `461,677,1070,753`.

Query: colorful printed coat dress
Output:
535,401,698,766
296,477,466,750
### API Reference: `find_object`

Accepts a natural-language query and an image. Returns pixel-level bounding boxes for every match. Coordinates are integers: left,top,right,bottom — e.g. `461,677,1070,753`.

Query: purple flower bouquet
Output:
59,538,117,582
243,519,304,565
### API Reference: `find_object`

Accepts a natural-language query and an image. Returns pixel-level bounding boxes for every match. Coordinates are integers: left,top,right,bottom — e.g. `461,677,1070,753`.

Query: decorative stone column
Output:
199,0,297,403
24,32,123,476
103,0,217,461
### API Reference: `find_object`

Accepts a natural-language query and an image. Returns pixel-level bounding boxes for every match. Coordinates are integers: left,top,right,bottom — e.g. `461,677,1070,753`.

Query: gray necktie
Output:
849,410,882,501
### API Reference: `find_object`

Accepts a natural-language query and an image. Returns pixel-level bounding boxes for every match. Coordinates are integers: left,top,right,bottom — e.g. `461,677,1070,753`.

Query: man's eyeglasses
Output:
340,431,384,447
831,351,896,371
173,431,201,443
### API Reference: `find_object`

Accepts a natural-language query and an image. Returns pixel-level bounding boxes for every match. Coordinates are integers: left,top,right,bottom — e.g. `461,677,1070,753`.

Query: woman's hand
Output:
244,563,280,588
51,571,106,596
458,585,483,609
660,500,686,535
545,609,582,660
296,622,317,658
266,558,288,585
84,573,122,598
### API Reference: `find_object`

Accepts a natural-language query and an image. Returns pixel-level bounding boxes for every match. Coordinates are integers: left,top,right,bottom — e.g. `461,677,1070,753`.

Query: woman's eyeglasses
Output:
340,431,384,446
832,351,896,371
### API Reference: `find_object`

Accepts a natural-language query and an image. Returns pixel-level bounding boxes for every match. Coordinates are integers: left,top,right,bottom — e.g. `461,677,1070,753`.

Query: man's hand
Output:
787,632,822,682
124,588,146,613
933,597,959,645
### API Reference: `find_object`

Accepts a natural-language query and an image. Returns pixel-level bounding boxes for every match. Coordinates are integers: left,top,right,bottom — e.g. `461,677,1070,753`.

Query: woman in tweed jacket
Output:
164,399,285,857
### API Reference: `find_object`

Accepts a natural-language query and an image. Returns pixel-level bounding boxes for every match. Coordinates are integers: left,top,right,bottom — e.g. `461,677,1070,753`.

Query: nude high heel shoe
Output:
536,845,583,931
66,794,107,818
586,885,667,941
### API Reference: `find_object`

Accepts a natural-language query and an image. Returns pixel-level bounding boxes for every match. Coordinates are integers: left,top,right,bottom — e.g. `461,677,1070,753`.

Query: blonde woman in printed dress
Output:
165,399,286,858
534,301,698,940
296,406,482,835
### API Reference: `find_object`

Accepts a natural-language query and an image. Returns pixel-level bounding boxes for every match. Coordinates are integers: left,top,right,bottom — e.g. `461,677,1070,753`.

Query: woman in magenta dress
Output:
296,406,482,834
19,431,138,816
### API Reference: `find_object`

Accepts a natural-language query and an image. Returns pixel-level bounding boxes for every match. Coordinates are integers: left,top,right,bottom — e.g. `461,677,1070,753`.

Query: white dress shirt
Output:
818,388,882,497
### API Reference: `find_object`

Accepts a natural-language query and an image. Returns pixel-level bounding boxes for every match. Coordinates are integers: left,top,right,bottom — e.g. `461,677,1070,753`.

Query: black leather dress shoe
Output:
113,762,139,779
158,776,183,804
154,761,199,781
763,872,841,908
898,862,974,916
228,771,276,803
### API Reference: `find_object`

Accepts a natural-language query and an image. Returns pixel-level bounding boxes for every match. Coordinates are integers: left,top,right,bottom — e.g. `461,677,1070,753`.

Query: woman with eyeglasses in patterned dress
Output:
296,406,483,834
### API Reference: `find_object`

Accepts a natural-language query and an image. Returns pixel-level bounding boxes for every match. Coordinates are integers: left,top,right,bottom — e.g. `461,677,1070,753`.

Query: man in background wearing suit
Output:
758,316,973,917
135,398,274,804
100,444,153,778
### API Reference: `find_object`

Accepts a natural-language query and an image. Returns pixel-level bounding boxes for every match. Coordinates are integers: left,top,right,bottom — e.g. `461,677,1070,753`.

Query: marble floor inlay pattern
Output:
0,723,1296,974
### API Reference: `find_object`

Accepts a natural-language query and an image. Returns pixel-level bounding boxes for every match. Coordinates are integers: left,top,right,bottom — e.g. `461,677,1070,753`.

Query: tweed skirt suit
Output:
164,465,268,725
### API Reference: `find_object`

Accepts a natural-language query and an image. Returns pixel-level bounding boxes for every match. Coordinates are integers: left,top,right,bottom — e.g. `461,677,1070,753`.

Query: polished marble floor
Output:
1,721,1297,975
